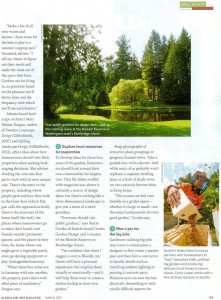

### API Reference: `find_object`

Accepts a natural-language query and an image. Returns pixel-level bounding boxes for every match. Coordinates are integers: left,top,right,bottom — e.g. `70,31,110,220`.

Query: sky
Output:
1,0,214,63
97,0,191,61
163,162,219,187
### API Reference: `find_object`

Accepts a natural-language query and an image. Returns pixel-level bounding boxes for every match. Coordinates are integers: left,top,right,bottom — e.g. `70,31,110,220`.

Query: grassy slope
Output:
45,114,190,137
108,120,191,137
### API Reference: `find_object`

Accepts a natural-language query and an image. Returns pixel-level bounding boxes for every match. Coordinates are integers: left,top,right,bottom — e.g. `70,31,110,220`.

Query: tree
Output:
114,34,133,82
84,51,107,106
104,35,141,93
175,28,191,103
161,29,191,103
127,53,142,79
109,79,145,107
141,30,164,100
200,170,219,228
104,55,116,93
44,25,60,117
161,35,181,103
43,24,104,117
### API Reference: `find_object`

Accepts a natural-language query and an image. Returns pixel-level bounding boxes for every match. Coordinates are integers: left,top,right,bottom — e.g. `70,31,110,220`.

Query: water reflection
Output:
80,108,190,122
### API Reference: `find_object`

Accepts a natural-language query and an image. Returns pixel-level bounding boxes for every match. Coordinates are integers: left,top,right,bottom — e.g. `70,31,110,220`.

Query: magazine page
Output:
0,0,220,300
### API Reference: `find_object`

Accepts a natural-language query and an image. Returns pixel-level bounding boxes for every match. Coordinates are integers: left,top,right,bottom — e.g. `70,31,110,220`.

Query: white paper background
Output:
1,0,221,299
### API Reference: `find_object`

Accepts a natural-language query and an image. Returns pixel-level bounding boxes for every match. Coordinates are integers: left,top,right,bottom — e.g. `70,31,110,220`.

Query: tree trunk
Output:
44,25,59,118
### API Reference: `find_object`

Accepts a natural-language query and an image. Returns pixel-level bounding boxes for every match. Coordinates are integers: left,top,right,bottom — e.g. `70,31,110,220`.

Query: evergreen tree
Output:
114,34,133,82
104,55,116,93
175,28,191,103
161,35,169,69
141,30,163,100
127,53,142,79
105,35,141,92
161,29,191,103
161,35,180,103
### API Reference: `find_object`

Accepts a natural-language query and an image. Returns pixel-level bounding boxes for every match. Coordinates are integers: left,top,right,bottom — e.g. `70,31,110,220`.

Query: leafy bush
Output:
109,79,146,106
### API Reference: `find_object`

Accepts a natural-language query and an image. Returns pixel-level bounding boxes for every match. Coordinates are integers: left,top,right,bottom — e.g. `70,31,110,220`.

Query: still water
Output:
82,108,190,122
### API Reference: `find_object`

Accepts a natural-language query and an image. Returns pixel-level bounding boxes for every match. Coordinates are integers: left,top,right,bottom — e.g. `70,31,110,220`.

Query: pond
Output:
80,108,190,122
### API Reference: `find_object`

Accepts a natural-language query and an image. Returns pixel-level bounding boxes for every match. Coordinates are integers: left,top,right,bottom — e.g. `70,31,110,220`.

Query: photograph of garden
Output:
43,24,191,137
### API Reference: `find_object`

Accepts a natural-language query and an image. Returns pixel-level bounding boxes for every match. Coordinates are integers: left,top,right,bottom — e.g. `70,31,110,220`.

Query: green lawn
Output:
108,120,190,137
44,114,190,137
59,114,109,121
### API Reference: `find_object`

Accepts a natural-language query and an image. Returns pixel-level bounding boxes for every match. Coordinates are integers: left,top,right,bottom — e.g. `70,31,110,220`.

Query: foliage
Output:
127,53,142,80
175,172,192,185
109,79,145,107
161,29,191,103
43,24,105,116
197,169,219,229
105,35,141,92
94,89,109,106
114,34,133,81
141,30,166,100
203,170,219,206
104,55,116,93
43,25,191,119
141,29,191,104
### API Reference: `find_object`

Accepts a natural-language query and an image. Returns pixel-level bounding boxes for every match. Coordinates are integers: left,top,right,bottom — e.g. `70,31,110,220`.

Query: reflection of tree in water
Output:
80,108,111,118
110,110,190,122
